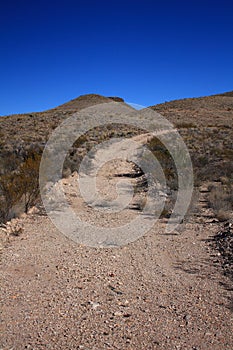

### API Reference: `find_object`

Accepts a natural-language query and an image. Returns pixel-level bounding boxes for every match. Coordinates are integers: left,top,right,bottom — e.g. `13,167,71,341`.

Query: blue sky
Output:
0,0,233,115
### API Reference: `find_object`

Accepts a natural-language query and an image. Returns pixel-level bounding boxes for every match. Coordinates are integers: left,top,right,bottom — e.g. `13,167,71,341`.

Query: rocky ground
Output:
210,222,233,281
1,154,233,350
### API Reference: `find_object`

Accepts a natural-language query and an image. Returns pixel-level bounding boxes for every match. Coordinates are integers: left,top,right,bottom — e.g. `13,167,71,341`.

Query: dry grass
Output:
208,183,233,221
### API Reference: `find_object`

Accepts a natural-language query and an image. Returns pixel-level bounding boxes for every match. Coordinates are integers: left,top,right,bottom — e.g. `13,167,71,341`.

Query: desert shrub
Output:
215,210,232,222
0,153,41,222
193,158,233,185
176,122,196,128
212,148,233,159
222,161,233,180
0,152,21,175
17,153,41,213
192,155,209,168
73,134,88,148
0,131,5,147
0,173,21,221
147,137,178,189
208,183,233,221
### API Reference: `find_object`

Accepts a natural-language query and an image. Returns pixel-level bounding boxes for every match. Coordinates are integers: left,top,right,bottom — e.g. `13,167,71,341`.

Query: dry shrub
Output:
216,210,232,222
147,137,178,190
17,153,41,213
208,183,233,221
176,122,196,128
0,153,41,222
0,173,20,221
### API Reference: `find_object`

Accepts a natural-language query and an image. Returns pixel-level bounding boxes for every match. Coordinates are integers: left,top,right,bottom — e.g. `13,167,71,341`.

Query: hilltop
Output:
49,94,125,111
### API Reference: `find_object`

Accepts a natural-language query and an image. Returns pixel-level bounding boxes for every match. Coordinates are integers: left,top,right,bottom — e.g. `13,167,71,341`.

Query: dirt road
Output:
1,153,233,349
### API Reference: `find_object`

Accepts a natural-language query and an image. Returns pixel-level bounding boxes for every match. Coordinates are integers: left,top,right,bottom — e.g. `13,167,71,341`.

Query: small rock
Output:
184,314,191,325
89,301,100,309
114,311,122,316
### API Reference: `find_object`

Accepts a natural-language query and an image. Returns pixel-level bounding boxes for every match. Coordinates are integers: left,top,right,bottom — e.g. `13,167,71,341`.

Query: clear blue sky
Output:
0,0,233,115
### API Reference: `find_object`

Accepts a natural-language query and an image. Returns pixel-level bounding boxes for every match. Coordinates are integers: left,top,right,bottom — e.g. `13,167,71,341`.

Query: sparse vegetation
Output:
0,92,232,224
175,122,196,128
208,183,233,221
147,136,178,189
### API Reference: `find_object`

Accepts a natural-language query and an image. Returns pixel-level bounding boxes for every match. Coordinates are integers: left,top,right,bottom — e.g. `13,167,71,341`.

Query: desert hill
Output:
0,91,233,349
0,91,232,150
0,91,232,214
0,94,125,150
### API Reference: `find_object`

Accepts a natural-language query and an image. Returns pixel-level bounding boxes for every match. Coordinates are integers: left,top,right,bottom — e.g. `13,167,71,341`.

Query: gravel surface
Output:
1,157,233,350
1,214,233,349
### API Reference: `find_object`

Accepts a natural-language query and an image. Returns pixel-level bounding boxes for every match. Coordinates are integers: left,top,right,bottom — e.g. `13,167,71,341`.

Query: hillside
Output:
1,91,232,151
0,91,233,349
151,91,233,126
0,94,125,151
0,91,232,218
